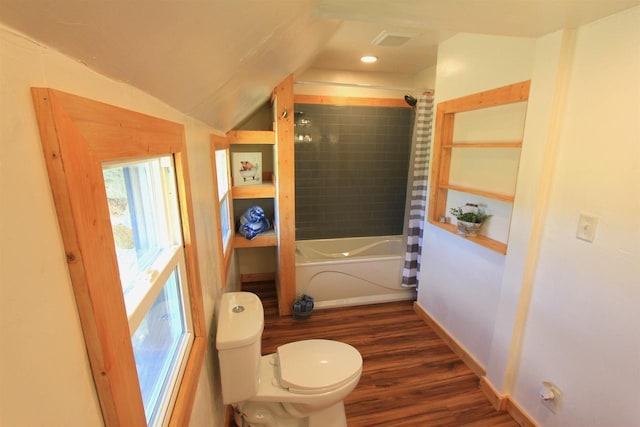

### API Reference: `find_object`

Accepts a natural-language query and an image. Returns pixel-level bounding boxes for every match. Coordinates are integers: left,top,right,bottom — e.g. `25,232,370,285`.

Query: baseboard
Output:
414,302,538,427
480,376,509,411
240,272,276,283
225,405,234,427
413,301,485,378
505,398,538,427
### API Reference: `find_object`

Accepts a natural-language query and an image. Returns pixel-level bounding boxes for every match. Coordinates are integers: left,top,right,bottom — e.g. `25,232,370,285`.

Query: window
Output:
32,88,206,426
210,134,233,282
103,158,192,425
214,149,233,254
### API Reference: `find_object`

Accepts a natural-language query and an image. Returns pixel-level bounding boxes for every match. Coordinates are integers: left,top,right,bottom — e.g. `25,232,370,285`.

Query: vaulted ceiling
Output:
1,0,638,131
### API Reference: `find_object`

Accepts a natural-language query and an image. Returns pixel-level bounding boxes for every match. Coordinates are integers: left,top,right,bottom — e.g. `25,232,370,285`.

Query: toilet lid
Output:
277,339,362,394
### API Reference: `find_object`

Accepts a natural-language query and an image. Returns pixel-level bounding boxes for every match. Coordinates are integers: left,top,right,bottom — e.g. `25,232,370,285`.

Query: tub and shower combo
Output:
293,98,426,309
295,235,416,309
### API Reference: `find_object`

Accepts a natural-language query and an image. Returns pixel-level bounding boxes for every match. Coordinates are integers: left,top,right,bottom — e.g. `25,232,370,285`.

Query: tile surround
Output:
294,103,413,240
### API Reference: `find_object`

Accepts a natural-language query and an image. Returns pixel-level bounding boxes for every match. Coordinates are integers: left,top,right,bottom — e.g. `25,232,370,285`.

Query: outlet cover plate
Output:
576,214,598,242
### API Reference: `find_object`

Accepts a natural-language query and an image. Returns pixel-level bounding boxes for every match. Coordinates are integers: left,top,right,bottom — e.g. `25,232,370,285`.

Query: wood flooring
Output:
239,281,518,427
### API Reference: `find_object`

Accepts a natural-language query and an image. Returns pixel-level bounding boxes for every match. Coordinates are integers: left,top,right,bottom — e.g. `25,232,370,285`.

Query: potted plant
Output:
449,205,491,237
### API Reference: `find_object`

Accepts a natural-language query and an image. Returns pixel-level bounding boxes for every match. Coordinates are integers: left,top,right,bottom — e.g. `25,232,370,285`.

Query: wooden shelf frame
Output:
428,81,530,254
233,229,278,248
225,128,277,249
433,222,508,254
440,184,515,203
226,130,275,144
231,181,276,199
209,76,296,316
444,141,523,148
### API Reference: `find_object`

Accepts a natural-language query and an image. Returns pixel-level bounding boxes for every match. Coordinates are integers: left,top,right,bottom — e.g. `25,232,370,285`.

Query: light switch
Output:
576,214,598,242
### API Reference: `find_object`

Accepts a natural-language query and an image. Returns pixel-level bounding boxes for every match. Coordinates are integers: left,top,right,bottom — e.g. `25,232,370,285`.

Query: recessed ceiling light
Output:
360,55,378,63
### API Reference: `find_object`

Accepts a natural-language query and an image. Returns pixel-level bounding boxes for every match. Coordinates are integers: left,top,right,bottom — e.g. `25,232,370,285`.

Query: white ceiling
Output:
1,0,638,131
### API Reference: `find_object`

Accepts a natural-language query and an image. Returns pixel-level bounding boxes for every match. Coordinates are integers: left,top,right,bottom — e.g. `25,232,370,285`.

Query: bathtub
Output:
295,235,417,309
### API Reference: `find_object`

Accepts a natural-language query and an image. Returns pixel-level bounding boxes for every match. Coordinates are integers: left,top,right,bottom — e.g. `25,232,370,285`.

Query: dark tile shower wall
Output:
294,103,414,240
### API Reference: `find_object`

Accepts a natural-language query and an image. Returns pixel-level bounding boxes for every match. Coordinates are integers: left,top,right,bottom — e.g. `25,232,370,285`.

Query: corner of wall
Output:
485,28,576,395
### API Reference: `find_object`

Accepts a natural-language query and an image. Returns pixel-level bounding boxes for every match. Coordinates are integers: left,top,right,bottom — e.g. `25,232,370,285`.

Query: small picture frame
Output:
232,152,262,186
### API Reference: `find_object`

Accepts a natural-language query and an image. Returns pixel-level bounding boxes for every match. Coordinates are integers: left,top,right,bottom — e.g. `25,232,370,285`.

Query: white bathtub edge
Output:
313,291,416,310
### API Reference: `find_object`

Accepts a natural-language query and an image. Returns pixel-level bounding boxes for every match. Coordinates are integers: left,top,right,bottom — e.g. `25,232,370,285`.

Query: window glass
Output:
220,196,232,248
132,267,190,426
215,149,229,200
103,156,191,426
103,157,181,310
215,149,232,252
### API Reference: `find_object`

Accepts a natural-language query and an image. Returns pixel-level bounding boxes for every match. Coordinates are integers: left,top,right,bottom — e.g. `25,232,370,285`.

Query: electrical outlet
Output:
540,381,562,413
576,214,598,242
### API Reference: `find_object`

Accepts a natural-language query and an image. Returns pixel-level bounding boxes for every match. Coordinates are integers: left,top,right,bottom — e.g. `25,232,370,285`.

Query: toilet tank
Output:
216,292,264,404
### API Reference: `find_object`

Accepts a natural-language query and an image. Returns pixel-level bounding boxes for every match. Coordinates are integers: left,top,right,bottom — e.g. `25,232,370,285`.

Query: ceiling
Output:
1,0,638,131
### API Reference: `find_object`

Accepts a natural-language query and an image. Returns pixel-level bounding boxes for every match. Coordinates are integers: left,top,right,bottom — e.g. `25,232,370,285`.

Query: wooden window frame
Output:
31,88,206,426
210,134,234,283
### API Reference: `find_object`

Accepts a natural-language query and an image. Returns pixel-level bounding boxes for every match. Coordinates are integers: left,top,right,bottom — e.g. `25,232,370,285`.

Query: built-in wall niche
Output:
428,81,530,254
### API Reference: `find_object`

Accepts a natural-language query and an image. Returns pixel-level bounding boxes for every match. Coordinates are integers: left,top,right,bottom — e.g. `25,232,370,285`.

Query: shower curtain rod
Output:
294,80,433,94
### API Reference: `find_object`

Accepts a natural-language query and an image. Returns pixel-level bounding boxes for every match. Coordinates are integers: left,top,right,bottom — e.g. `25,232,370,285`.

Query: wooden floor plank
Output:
238,281,518,427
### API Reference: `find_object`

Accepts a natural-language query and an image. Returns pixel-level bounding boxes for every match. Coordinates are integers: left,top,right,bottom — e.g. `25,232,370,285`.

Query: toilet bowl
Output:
216,292,363,427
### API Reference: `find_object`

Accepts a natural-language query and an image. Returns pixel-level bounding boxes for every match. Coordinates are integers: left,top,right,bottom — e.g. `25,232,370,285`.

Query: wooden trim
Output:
225,405,234,427
233,230,278,248
226,130,275,144
480,376,509,411
294,94,410,108
31,87,206,426
428,221,508,254
31,88,125,425
231,182,276,199
479,377,538,426
240,272,277,283
413,301,485,378
428,106,454,225
446,141,523,148
210,136,230,289
428,81,530,253
49,90,185,160
415,300,538,426
438,80,531,114
440,184,515,203
174,150,208,338
505,399,538,427
223,242,233,279
210,133,229,150
168,337,207,426
274,75,297,316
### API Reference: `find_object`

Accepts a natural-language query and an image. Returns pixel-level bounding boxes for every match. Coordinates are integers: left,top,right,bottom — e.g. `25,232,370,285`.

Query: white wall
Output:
0,26,226,426
418,33,537,366
511,8,640,426
413,65,437,91
418,6,640,426
295,67,432,100
486,28,571,394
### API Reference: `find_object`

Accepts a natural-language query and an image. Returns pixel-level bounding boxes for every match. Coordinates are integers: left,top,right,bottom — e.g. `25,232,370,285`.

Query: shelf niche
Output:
428,81,531,254
227,130,276,247
215,75,296,315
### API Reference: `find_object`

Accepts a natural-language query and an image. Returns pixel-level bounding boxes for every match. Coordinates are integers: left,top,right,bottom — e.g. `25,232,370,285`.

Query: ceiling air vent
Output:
371,31,416,47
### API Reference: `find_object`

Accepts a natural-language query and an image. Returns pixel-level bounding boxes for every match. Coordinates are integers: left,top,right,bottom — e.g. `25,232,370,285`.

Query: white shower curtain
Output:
401,94,434,288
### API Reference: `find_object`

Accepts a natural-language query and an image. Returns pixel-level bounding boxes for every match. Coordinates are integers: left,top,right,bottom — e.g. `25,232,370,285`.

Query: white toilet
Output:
216,292,363,427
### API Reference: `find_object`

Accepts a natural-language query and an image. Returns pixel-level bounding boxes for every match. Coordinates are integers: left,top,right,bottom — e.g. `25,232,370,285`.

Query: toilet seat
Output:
276,339,362,395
